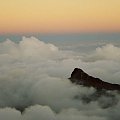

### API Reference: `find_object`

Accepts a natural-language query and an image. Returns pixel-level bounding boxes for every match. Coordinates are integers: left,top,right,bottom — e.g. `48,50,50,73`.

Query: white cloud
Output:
23,105,56,120
0,108,21,120
0,37,120,120
83,44,120,62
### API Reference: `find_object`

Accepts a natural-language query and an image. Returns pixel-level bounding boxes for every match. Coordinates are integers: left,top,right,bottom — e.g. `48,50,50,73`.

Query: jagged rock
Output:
69,68,120,91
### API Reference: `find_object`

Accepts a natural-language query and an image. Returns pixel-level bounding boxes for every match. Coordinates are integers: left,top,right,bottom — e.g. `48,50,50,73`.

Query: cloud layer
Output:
0,37,120,120
83,44,120,62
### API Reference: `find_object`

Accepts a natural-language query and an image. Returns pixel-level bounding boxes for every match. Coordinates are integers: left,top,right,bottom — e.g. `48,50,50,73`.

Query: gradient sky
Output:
0,0,120,34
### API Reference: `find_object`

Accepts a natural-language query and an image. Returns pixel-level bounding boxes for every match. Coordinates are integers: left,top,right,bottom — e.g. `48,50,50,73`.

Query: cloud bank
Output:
83,44,120,62
0,37,120,120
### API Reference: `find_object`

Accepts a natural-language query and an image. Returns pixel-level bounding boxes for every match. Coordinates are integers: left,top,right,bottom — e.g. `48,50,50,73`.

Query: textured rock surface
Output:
69,68,120,91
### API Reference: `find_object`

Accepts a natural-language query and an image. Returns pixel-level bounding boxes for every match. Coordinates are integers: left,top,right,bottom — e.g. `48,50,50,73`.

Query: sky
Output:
0,0,120,34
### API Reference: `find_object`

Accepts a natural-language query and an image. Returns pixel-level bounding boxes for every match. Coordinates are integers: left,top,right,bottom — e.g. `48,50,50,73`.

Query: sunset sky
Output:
0,0,120,34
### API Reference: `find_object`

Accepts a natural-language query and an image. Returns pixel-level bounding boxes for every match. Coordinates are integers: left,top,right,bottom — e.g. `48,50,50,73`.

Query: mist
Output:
0,37,120,120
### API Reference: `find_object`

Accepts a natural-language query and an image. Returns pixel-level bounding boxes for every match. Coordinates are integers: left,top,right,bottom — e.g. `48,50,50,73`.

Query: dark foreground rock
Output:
69,68,120,91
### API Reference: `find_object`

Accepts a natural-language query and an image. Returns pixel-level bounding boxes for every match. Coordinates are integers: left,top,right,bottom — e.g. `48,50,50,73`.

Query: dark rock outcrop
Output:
69,68,120,91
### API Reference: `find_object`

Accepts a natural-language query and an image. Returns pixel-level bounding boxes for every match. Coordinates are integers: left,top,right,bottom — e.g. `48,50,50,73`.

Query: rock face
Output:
69,68,120,91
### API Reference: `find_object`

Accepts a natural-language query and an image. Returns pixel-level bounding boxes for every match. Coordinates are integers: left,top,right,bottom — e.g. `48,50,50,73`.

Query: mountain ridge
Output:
69,68,120,91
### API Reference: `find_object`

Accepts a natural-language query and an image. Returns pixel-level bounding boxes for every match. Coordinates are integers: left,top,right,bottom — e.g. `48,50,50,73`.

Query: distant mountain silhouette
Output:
69,68,120,91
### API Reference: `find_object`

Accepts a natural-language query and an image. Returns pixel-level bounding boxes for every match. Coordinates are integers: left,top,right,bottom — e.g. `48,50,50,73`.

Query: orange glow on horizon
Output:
0,0,120,34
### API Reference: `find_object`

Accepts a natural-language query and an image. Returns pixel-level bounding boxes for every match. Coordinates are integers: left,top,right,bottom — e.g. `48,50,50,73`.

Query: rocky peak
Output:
69,68,120,91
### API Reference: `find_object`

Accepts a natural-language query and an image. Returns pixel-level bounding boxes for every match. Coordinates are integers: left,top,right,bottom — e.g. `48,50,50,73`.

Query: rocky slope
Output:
69,68,120,91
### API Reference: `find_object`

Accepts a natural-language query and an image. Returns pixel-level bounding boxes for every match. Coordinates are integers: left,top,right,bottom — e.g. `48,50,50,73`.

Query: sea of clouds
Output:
0,37,120,120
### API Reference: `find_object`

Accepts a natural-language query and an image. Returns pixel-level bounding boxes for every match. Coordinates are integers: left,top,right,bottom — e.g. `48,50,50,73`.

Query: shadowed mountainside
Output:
69,68,120,91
